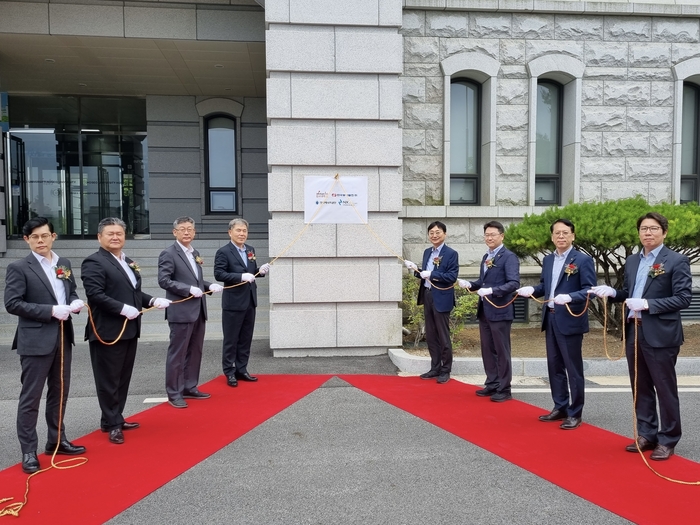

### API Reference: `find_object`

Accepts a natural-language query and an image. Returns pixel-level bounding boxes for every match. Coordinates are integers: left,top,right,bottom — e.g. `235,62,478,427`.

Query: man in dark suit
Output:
82,217,170,445
4,217,86,473
214,218,269,387
158,216,224,408
458,221,520,402
517,219,596,430
404,221,459,384
591,212,691,460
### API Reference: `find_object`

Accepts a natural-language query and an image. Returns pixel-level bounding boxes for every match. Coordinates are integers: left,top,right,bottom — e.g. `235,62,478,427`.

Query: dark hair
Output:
637,212,668,233
427,221,447,233
173,216,195,228
483,221,504,234
550,218,575,234
97,217,127,234
22,217,53,237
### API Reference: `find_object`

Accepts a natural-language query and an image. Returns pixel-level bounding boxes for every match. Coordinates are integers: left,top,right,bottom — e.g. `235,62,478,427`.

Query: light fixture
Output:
81,129,100,133
45,58,55,63
214,64,224,69
224,88,232,91
78,83,87,87
9,128,55,134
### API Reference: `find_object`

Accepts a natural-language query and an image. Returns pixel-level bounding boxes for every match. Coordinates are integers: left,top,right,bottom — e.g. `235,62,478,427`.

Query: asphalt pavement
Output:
1,338,699,524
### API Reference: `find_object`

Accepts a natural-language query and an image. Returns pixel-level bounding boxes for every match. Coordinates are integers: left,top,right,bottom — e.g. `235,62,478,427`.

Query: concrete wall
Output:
265,0,405,356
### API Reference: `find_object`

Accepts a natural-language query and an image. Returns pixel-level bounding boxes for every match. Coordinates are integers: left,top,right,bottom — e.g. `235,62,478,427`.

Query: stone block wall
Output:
401,7,700,266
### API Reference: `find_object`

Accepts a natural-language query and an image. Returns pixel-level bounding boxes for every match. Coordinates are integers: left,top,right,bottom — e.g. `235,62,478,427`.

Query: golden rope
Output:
0,320,88,518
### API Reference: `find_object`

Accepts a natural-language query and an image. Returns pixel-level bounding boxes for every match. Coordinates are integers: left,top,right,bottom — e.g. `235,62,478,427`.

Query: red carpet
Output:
0,375,330,524
341,375,700,525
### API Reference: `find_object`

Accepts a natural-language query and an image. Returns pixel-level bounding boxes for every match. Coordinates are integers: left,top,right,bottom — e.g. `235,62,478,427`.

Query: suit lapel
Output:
56,256,72,299
100,248,136,288
26,255,57,302
643,248,667,295
175,244,198,279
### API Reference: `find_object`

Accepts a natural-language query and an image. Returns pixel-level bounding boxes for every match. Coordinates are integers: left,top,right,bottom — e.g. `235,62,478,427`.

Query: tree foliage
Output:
504,197,700,332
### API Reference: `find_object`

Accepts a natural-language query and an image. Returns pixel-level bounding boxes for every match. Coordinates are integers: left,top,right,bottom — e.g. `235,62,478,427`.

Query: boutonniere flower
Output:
247,251,256,261
649,263,665,278
194,255,204,266
485,258,496,269
564,263,578,280
128,261,141,273
433,256,442,268
55,266,71,280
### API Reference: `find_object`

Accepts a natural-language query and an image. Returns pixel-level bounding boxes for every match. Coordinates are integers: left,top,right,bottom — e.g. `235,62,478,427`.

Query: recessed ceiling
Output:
0,34,266,97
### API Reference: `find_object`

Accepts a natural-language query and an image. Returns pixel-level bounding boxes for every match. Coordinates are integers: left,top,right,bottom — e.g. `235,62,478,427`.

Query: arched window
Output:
205,115,237,213
681,83,700,204
450,79,480,205
535,80,562,205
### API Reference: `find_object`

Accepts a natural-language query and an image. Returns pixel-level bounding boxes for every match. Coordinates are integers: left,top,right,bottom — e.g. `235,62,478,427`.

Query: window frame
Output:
534,80,563,206
449,78,481,206
204,113,238,215
681,82,700,204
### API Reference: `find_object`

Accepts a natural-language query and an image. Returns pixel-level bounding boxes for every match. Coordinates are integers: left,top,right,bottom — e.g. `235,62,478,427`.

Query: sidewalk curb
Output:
388,349,700,376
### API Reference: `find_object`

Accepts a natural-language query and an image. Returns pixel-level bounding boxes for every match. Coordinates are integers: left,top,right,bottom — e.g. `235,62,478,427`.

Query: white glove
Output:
457,279,471,289
153,298,171,309
209,283,224,294
516,286,534,297
259,263,270,276
52,305,71,321
626,298,648,312
241,273,255,283
590,285,616,298
121,305,140,320
189,286,203,298
69,299,85,313
477,287,493,297
404,260,418,271
554,294,572,305
420,270,431,279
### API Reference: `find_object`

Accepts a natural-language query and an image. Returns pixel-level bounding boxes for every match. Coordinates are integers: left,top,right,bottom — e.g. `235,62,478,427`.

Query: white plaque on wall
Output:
304,176,368,224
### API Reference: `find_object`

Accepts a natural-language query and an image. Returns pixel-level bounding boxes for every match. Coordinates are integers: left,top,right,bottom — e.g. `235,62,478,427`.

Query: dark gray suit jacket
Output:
158,242,212,323
611,245,692,348
4,253,80,355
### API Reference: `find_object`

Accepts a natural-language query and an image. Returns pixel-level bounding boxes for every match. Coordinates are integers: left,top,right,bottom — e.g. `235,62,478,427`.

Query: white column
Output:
265,0,404,356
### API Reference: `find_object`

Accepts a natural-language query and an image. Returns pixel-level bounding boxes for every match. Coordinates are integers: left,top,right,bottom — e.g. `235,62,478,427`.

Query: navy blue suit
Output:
470,247,520,394
610,246,691,447
415,244,458,374
532,248,596,418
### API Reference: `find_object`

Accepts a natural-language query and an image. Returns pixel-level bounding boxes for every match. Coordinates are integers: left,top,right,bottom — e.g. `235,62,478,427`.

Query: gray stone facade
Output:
400,8,700,268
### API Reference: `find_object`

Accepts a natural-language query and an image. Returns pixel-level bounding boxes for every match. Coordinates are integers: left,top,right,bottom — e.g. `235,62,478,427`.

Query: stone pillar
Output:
265,0,404,356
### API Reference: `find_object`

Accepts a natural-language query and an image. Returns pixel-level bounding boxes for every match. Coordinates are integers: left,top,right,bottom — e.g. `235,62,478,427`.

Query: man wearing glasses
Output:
590,212,691,460
516,219,596,430
4,217,86,473
158,217,224,409
458,221,520,402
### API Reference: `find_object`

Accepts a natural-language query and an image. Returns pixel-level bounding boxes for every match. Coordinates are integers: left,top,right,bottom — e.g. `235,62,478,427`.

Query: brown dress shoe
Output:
625,436,657,453
538,409,567,422
109,429,124,444
650,444,674,461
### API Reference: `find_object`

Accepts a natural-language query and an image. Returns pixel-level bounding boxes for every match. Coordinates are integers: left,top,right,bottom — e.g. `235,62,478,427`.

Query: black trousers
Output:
17,333,72,453
625,322,681,448
478,316,513,394
222,306,256,377
423,290,452,375
89,337,138,432
545,312,585,418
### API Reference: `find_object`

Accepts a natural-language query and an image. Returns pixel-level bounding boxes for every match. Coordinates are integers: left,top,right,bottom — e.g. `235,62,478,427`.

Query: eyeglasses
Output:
484,233,502,238
175,228,195,233
27,233,52,241
639,226,662,233
552,231,573,237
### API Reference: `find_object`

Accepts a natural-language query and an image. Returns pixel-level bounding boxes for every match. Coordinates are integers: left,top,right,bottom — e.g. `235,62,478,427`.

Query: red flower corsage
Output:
564,263,577,280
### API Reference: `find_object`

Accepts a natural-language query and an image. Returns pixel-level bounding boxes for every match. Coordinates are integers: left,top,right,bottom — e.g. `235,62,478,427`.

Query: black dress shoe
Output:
650,444,674,461
436,373,450,384
235,372,258,382
490,392,512,403
475,387,497,397
560,416,582,430
109,429,124,444
168,398,188,409
227,375,238,387
538,408,567,422
183,389,211,399
420,371,439,380
122,421,140,431
625,436,657,453
22,452,40,474
45,440,86,455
